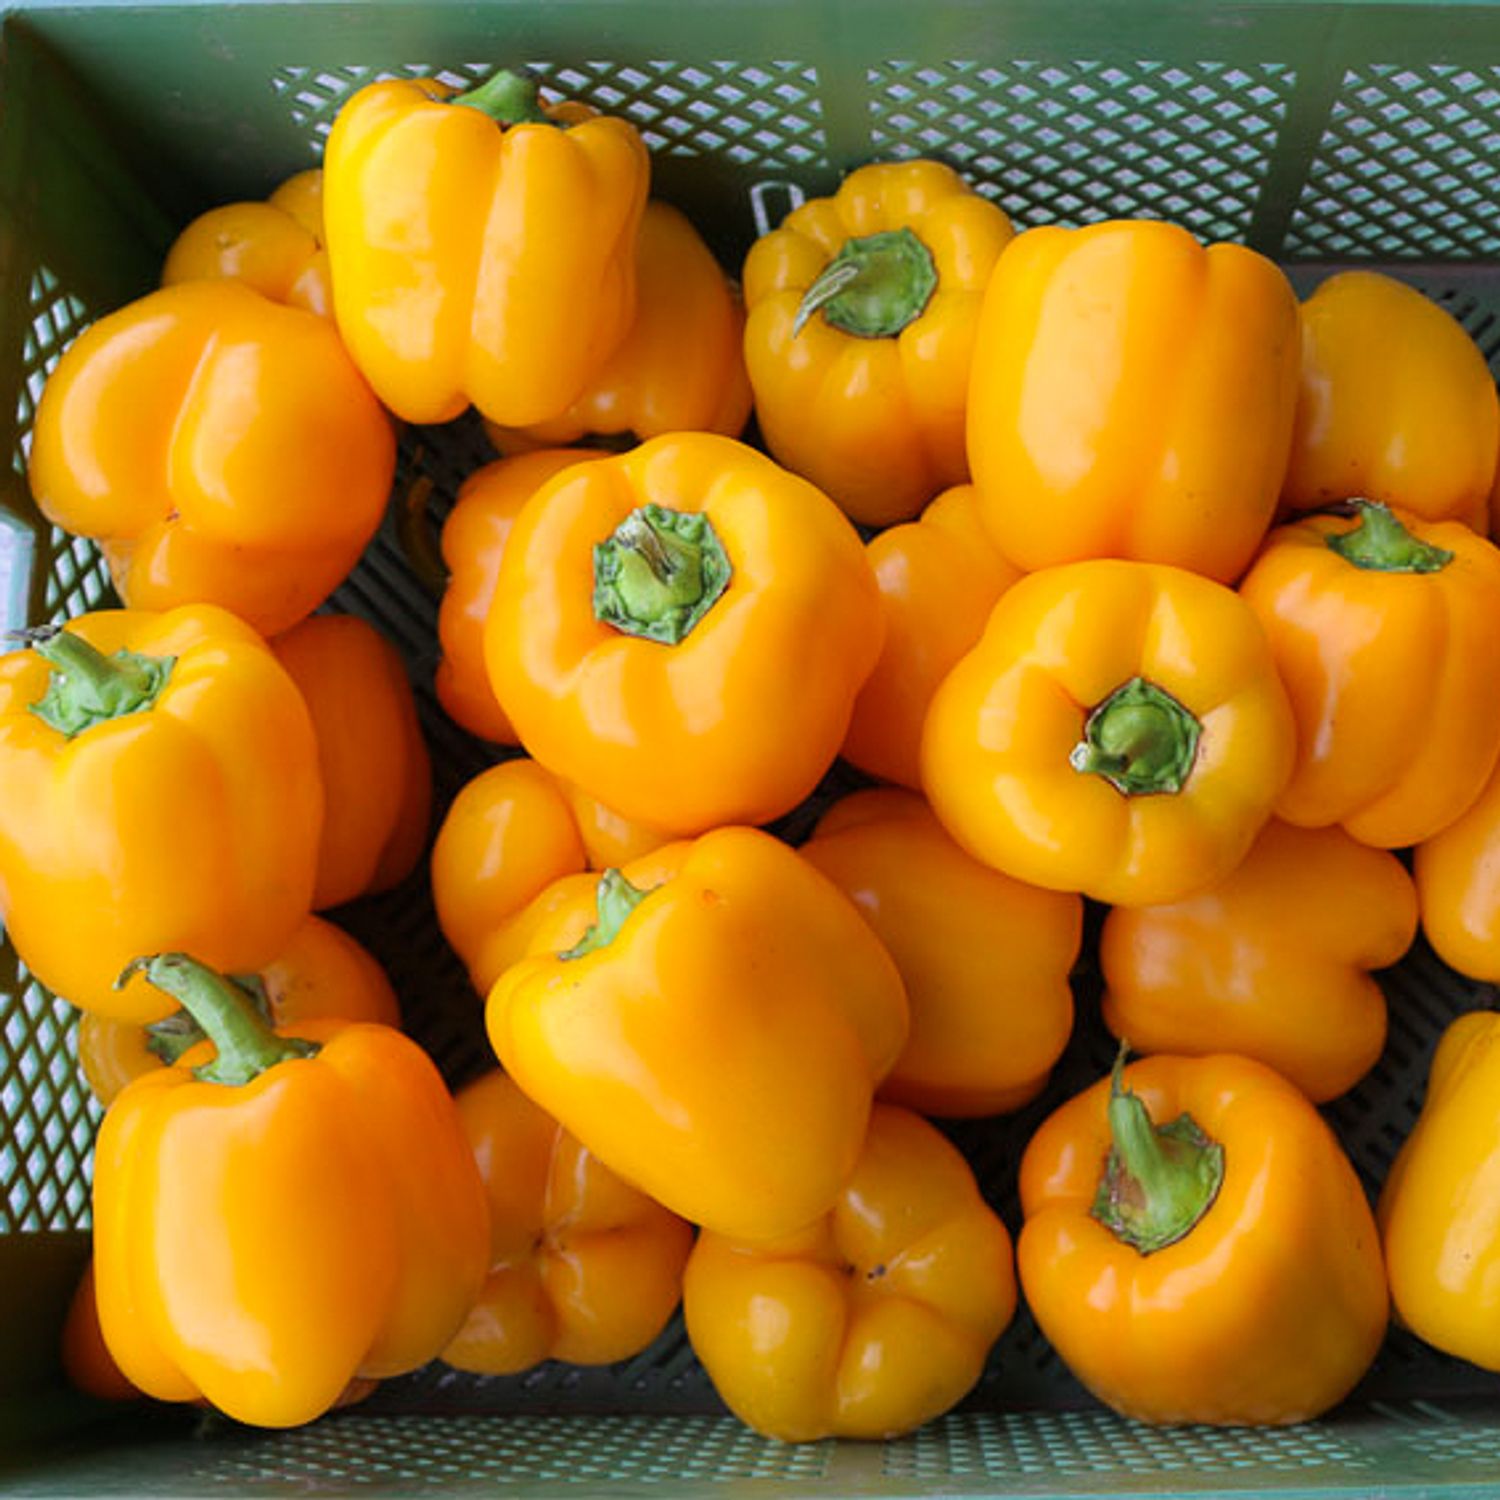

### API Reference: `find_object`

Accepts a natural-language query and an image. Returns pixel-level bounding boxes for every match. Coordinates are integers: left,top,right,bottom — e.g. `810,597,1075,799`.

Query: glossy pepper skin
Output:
487,826,909,1240
1102,821,1416,1102
1240,501,1500,848
162,169,332,316
431,758,671,997
0,607,322,1022
842,484,1021,788
486,433,883,835
272,614,432,909
486,201,751,454
437,450,599,744
684,1105,1016,1442
1020,1052,1388,1426
1379,1012,1500,1369
28,280,395,638
922,560,1296,906
94,955,488,1428
442,1071,693,1374
77,915,400,1106
324,71,649,427
1416,757,1500,981
803,789,1081,1117
744,160,1015,527
968,220,1298,583
1284,272,1498,530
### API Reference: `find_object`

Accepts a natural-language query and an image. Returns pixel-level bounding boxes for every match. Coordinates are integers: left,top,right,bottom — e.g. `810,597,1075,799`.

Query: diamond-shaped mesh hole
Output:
867,60,1295,238
0,959,100,1233
14,266,87,476
1289,65,1500,258
268,60,827,173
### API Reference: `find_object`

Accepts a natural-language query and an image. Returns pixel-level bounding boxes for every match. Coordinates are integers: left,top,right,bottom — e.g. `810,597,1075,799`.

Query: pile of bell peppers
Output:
9,62,1500,1446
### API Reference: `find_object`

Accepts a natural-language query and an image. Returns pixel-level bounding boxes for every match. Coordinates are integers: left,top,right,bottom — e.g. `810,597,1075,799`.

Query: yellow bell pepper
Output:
93,954,488,1427
486,200,751,453
804,789,1081,1117
162,169,332,316
1379,1011,1500,1369
1416,752,1500,980
487,826,909,1240
437,450,600,744
0,607,322,1021
1020,1050,1388,1425
431,758,672,997
271,614,431,909
324,70,649,426
485,433,882,835
842,484,1021,789
743,160,1014,526
28,279,395,638
1240,501,1500,848
684,1105,1015,1441
967,219,1298,582
922,559,1295,906
76,915,400,1106
1284,271,1498,529
1101,820,1417,1101
442,1071,693,1374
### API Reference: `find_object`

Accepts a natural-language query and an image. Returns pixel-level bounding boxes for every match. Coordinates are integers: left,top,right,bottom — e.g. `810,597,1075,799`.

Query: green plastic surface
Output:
5,2,1500,1494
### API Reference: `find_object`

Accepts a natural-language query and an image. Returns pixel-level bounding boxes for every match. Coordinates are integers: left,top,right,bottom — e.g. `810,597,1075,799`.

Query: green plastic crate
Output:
5,2,1500,1494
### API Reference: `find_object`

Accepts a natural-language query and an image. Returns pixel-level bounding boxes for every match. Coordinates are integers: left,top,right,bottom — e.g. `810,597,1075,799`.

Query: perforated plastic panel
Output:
6,2,1500,1494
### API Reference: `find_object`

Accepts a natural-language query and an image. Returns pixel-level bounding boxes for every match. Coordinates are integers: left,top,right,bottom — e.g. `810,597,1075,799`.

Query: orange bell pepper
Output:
1284,272,1498,529
1379,1011,1500,1369
437,450,600,744
1415,753,1500,980
486,433,882,835
324,70,649,427
1240,501,1500,848
486,200,751,454
842,484,1020,789
63,1261,141,1403
487,827,909,1240
93,953,488,1428
0,607,321,1022
1019,1050,1388,1425
431,757,671,997
442,1071,693,1374
803,789,1081,1117
76,914,400,1106
967,219,1298,582
684,1104,1016,1442
162,169,332,316
922,559,1295,906
271,614,431,909
28,280,395,638
63,1255,379,1409
1101,820,1416,1101
743,160,1014,526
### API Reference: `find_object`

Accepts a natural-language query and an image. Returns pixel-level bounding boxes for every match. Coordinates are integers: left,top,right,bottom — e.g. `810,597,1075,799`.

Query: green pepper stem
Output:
1091,1042,1225,1255
792,227,939,339
119,955,315,1086
1326,499,1453,574
561,870,654,960
1069,676,1202,797
593,504,732,645
19,626,174,739
143,974,273,1066
452,68,552,125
